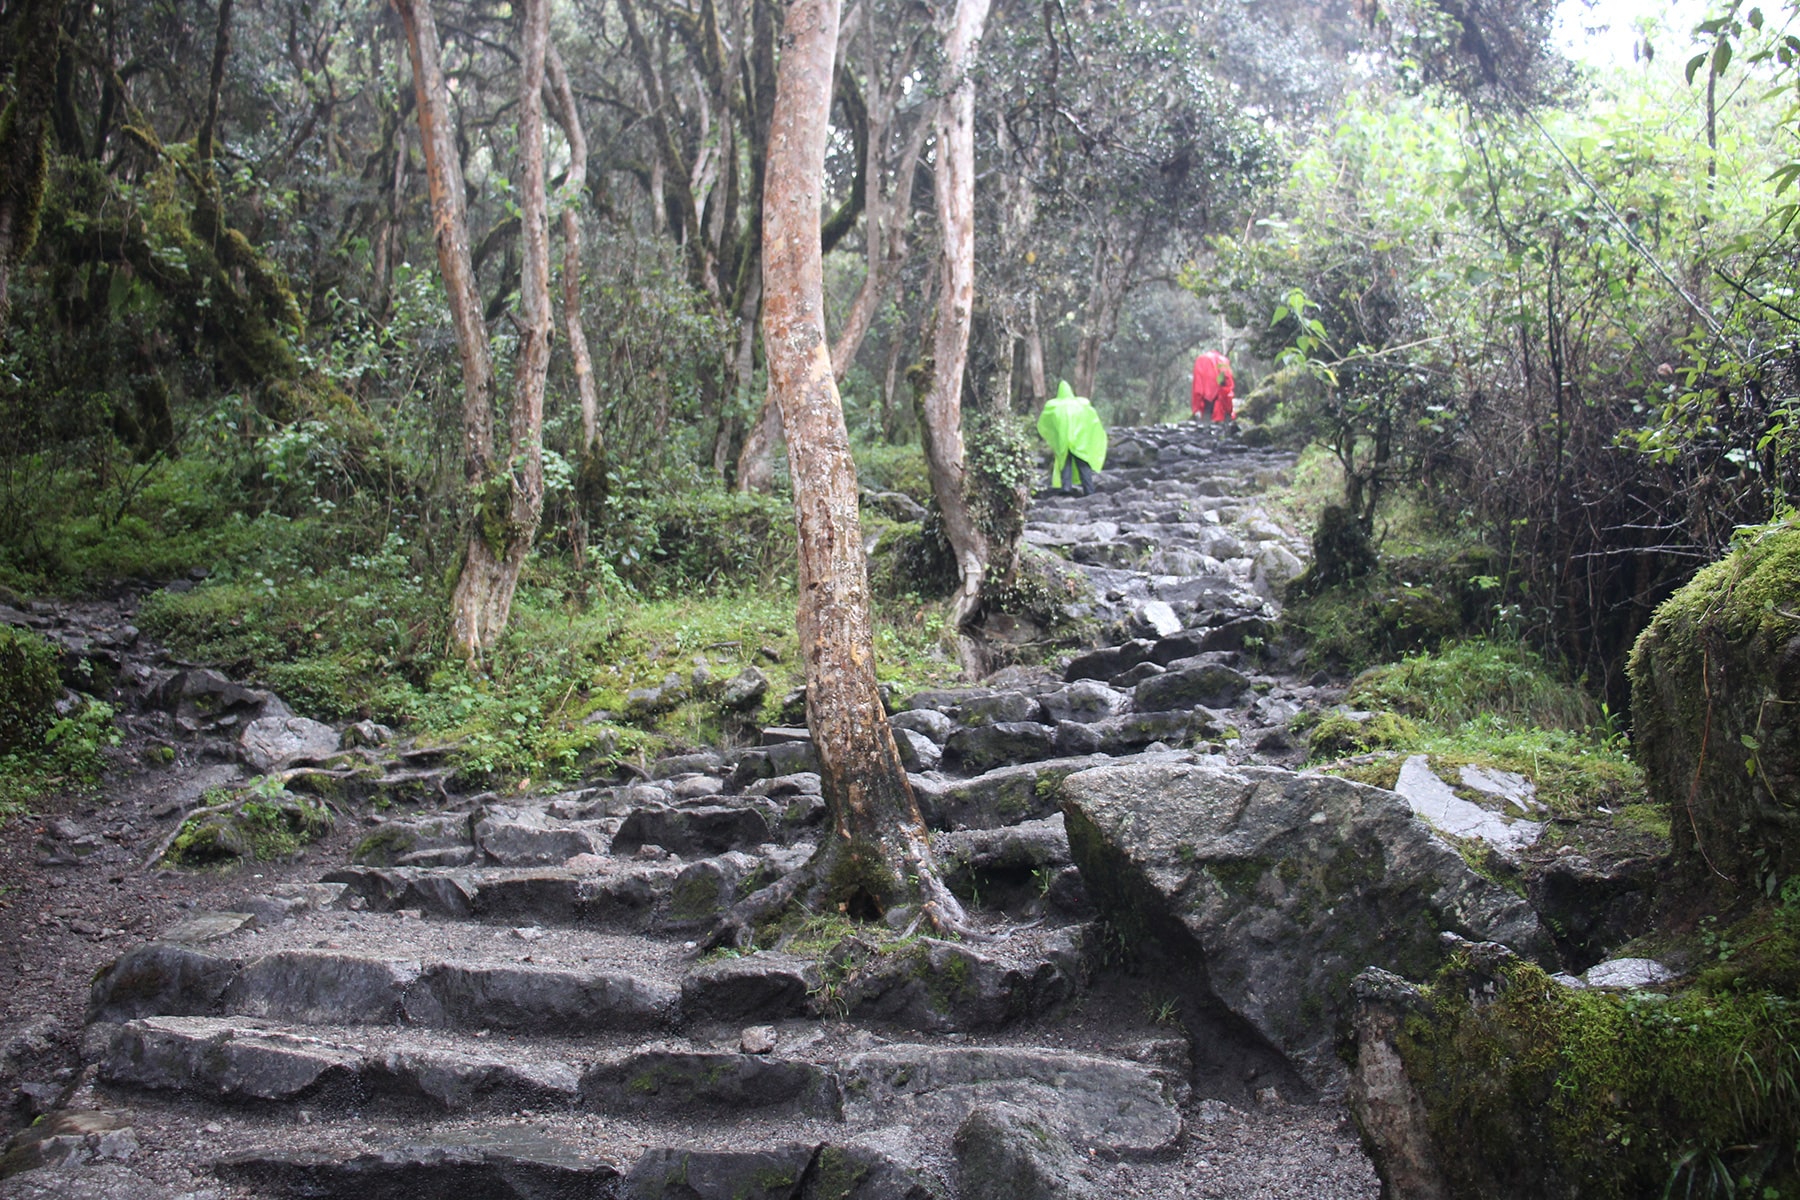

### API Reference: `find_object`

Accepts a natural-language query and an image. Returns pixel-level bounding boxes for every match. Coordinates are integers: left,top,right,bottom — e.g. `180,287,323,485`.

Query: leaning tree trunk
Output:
706,0,971,947
546,44,597,458
918,0,992,645
396,0,552,663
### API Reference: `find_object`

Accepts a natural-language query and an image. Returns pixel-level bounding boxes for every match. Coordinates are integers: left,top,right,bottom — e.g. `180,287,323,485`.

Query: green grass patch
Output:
1347,637,1599,732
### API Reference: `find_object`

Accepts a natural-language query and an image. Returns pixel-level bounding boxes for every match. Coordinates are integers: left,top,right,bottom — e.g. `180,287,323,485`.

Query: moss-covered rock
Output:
1350,941,1800,1199
0,624,60,754
1629,521,1800,897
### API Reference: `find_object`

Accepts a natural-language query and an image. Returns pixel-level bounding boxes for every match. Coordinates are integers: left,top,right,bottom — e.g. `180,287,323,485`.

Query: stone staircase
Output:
19,422,1383,1199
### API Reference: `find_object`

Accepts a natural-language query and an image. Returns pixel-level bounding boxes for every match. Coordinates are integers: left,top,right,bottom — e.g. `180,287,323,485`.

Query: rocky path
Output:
0,422,1390,1199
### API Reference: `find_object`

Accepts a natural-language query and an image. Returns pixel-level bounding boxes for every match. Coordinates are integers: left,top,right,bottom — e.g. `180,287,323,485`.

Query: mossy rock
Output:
0,625,61,754
1307,710,1420,759
1629,522,1800,897
1386,947,1800,1199
167,795,334,867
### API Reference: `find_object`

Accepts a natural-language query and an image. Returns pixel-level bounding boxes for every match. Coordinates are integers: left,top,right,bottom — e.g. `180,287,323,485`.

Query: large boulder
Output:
1060,760,1547,1091
1630,524,1800,895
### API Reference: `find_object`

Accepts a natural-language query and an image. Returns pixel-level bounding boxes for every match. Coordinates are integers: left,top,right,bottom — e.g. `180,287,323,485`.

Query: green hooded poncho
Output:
1036,380,1108,486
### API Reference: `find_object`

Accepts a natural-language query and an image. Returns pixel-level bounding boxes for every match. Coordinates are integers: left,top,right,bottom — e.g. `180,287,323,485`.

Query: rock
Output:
1393,756,1541,853
1132,663,1250,711
88,944,237,1023
895,728,943,772
104,1017,363,1101
224,951,420,1025
156,912,254,944
842,938,1079,1033
955,1102,1099,1200
342,720,395,748
682,952,821,1022
1629,525,1800,894
403,962,679,1034
1060,760,1548,1091
934,816,1071,895
1200,615,1273,653
624,1145,816,1200
1252,543,1306,596
626,673,686,719
1582,957,1675,989
473,806,601,865
1038,681,1130,724
868,491,929,522
612,804,772,856
652,751,726,778
1458,765,1541,813
1346,969,1449,1200
0,1112,143,1182
890,708,956,744
582,1049,838,1115
740,1026,776,1055
943,723,1058,774
914,758,1105,830
238,716,340,771
840,1042,1178,1155
1131,601,1182,639
952,692,1043,727
719,667,771,711
1524,855,1654,969
0,1164,181,1200
216,1137,620,1196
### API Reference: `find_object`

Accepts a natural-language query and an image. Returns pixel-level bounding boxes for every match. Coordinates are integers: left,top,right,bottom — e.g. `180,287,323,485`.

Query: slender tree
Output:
0,0,68,325
394,0,553,662
917,0,993,652
705,0,972,947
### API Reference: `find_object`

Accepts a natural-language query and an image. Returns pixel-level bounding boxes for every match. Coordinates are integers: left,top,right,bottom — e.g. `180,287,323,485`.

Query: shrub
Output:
0,625,61,753
1348,638,1598,732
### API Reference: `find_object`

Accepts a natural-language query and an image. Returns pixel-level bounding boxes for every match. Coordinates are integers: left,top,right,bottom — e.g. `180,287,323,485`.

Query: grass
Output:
1309,636,1647,823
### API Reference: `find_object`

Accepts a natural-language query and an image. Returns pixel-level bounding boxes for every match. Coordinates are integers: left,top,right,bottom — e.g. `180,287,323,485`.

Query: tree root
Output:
695,828,991,954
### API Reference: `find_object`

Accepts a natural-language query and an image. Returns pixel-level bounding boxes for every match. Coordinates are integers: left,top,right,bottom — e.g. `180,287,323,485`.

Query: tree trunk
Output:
0,0,69,325
714,0,967,942
396,0,552,663
919,0,993,642
546,44,597,458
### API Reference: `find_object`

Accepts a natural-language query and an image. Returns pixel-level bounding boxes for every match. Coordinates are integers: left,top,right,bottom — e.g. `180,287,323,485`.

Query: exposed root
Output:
695,855,821,954
695,826,990,953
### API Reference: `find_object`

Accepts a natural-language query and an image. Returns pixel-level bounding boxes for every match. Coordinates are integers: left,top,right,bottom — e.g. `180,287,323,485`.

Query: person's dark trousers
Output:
1058,457,1098,496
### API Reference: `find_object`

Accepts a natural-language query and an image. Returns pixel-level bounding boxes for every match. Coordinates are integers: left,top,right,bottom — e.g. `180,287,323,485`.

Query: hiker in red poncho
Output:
1191,350,1235,431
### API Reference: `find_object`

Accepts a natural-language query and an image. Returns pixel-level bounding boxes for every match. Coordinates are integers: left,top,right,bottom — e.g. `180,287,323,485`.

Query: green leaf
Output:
1713,39,1734,76
1686,52,1709,84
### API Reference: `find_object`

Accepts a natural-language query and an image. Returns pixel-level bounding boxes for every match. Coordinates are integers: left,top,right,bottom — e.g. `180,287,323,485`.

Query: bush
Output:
0,626,62,753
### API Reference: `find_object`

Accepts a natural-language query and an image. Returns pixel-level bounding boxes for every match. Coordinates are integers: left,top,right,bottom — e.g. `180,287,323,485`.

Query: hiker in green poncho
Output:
1037,380,1108,495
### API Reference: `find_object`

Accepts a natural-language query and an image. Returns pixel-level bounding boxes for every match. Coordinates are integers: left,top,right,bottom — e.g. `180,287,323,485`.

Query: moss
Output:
808,1146,871,1200
670,870,722,919
166,794,333,867
1308,711,1421,759
825,837,900,919
0,625,60,754
1396,950,1800,1199
352,828,415,866
1629,520,1800,898
1207,857,1269,896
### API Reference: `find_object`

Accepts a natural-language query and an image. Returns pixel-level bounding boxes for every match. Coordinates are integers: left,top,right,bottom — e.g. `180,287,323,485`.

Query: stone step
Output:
98,1018,1184,1152
325,842,813,931
87,911,1100,1035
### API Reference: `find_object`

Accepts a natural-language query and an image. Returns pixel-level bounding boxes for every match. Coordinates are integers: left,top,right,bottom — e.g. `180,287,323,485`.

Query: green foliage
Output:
0,624,60,753
1308,710,1423,758
1348,637,1599,732
166,783,332,866
1398,949,1800,1199
596,486,796,597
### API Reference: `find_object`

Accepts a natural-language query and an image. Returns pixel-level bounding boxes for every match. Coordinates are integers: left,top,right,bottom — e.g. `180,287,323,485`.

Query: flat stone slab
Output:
156,911,254,943
1395,756,1543,852
840,1044,1180,1156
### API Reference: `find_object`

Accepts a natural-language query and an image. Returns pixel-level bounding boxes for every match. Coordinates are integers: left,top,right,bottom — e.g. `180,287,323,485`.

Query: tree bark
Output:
396,0,552,663
0,0,69,325
721,0,967,940
919,0,992,640
546,43,597,457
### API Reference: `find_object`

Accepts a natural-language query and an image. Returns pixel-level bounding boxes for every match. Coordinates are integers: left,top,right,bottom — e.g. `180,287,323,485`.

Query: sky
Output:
1554,0,1718,69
